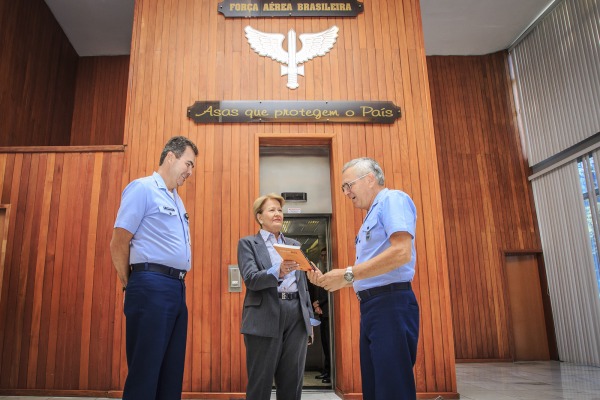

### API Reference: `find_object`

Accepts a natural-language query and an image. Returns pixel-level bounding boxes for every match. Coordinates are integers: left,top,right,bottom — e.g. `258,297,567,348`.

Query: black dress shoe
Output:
315,373,330,379
322,378,331,384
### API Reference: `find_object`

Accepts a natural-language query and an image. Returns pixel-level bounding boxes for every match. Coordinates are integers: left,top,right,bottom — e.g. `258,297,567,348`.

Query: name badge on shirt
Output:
159,205,177,216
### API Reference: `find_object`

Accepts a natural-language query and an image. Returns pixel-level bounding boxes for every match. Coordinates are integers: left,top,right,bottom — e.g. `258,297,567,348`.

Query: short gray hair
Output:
159,136,199,166
342,157,385,185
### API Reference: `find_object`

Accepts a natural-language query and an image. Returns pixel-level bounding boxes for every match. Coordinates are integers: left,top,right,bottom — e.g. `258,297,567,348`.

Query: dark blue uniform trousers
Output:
123,271,188,400
359,289,419,400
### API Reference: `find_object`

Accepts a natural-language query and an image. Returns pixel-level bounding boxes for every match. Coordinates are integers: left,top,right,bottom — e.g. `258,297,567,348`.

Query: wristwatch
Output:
344,266,355,283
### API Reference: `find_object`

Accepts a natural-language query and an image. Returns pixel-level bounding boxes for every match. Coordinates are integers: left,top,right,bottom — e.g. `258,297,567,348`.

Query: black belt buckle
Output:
279,292,297,300
131,263,187,280
172,269,187,279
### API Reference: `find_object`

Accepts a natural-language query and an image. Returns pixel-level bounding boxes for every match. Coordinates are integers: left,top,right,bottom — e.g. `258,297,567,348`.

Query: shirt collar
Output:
152,171,177,195
365,187,388,220
372,187,388,206
260,229,285,243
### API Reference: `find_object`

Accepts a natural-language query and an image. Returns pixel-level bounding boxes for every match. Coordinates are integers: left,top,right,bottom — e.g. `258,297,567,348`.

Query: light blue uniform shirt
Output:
114,172,192,271
353,188,417,292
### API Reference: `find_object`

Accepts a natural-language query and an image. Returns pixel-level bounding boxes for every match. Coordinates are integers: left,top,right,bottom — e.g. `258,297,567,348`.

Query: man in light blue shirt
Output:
309,157,419,400
110,136,198,400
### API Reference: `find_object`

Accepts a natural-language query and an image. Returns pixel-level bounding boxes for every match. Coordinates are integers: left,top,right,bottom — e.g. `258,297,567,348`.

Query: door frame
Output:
255,133,342,389
0,204,10,303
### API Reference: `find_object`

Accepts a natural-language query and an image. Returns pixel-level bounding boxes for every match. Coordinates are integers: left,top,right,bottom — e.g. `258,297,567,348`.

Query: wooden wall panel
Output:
0,0,480,398
0,0,77,146
0,148,125,391
117,0,456,397
70,57,130,146
427,53,542,361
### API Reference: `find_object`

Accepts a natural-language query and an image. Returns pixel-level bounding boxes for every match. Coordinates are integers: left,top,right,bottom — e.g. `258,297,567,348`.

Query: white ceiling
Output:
45,0,555,57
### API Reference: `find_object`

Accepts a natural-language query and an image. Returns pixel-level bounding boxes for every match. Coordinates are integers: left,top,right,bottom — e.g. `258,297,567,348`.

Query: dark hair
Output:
159,136,199,166
342,157,385,185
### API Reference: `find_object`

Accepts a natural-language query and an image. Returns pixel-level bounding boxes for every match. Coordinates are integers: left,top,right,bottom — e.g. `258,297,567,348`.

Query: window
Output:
578,155,600,297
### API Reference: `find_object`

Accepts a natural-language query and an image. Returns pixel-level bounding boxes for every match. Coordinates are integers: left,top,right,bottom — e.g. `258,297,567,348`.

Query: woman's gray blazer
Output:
237,233,314,337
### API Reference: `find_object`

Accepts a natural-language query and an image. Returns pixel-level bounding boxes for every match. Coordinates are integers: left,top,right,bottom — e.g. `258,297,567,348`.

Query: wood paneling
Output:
0,0,78,146
70,56,130,146
0,149,125,390
427,53,542,361
1,0,461,398
118,0,456,397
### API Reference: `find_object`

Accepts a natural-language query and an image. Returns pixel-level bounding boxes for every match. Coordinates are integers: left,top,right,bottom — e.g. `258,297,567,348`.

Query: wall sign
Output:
245,25,338,89
187,101,402,124
218,0,364,18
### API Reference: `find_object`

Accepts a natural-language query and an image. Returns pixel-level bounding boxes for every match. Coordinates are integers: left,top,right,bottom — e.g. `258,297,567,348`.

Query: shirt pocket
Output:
361,213,385,244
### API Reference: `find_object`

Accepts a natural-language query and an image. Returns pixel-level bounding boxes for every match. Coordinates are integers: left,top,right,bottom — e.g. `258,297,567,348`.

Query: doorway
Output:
505,253,553,361
282,215,333,389
258,143,335,390
0,205,9,301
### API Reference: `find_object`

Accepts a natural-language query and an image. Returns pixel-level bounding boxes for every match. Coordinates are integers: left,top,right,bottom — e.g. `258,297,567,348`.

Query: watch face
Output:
344,272,353,282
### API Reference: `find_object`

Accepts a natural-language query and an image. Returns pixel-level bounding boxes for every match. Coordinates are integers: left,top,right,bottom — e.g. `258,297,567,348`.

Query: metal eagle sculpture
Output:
244,25,339,89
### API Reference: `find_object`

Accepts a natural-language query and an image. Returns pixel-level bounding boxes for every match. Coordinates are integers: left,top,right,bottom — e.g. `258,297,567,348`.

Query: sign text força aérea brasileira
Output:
218,0,363,17
186,101,401,124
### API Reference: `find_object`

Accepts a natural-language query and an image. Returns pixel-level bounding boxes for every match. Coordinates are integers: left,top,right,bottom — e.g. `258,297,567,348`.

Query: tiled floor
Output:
456,361,600,400
1,361,599,399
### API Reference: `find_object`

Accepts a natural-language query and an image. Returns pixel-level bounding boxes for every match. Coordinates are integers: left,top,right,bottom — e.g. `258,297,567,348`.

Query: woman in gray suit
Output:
238,193,315,400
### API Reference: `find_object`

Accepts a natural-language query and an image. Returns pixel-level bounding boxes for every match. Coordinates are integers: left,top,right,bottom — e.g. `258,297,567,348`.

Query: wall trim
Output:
0,145,126,153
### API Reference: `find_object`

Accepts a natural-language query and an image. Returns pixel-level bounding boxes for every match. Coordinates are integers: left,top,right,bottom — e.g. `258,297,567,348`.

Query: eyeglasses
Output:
341,173,370,193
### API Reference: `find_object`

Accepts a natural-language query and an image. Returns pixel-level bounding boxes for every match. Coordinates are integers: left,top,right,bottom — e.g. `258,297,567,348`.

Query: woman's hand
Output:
279,260,299,279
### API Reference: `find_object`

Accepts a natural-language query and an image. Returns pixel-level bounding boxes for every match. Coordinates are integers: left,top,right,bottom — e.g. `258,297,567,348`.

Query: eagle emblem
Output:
245,25,339,89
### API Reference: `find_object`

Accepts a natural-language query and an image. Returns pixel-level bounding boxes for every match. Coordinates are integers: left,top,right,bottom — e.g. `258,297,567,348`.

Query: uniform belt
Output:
356,282,411,302
130,263,187,280
278,292,299,300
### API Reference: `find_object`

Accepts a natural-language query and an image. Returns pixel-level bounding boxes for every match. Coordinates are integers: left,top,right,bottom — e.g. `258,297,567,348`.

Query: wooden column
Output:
120,0,456,397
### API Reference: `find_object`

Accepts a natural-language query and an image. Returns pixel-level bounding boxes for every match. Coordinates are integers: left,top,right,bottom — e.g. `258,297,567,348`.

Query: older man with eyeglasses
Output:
308,157,420,400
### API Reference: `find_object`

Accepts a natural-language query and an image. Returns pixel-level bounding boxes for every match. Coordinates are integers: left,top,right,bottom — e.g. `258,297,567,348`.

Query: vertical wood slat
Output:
427,53,542,361
78,153,104,388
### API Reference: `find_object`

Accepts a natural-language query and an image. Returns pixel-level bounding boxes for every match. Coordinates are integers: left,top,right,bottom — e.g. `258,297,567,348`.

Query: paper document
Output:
273,244,316,272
